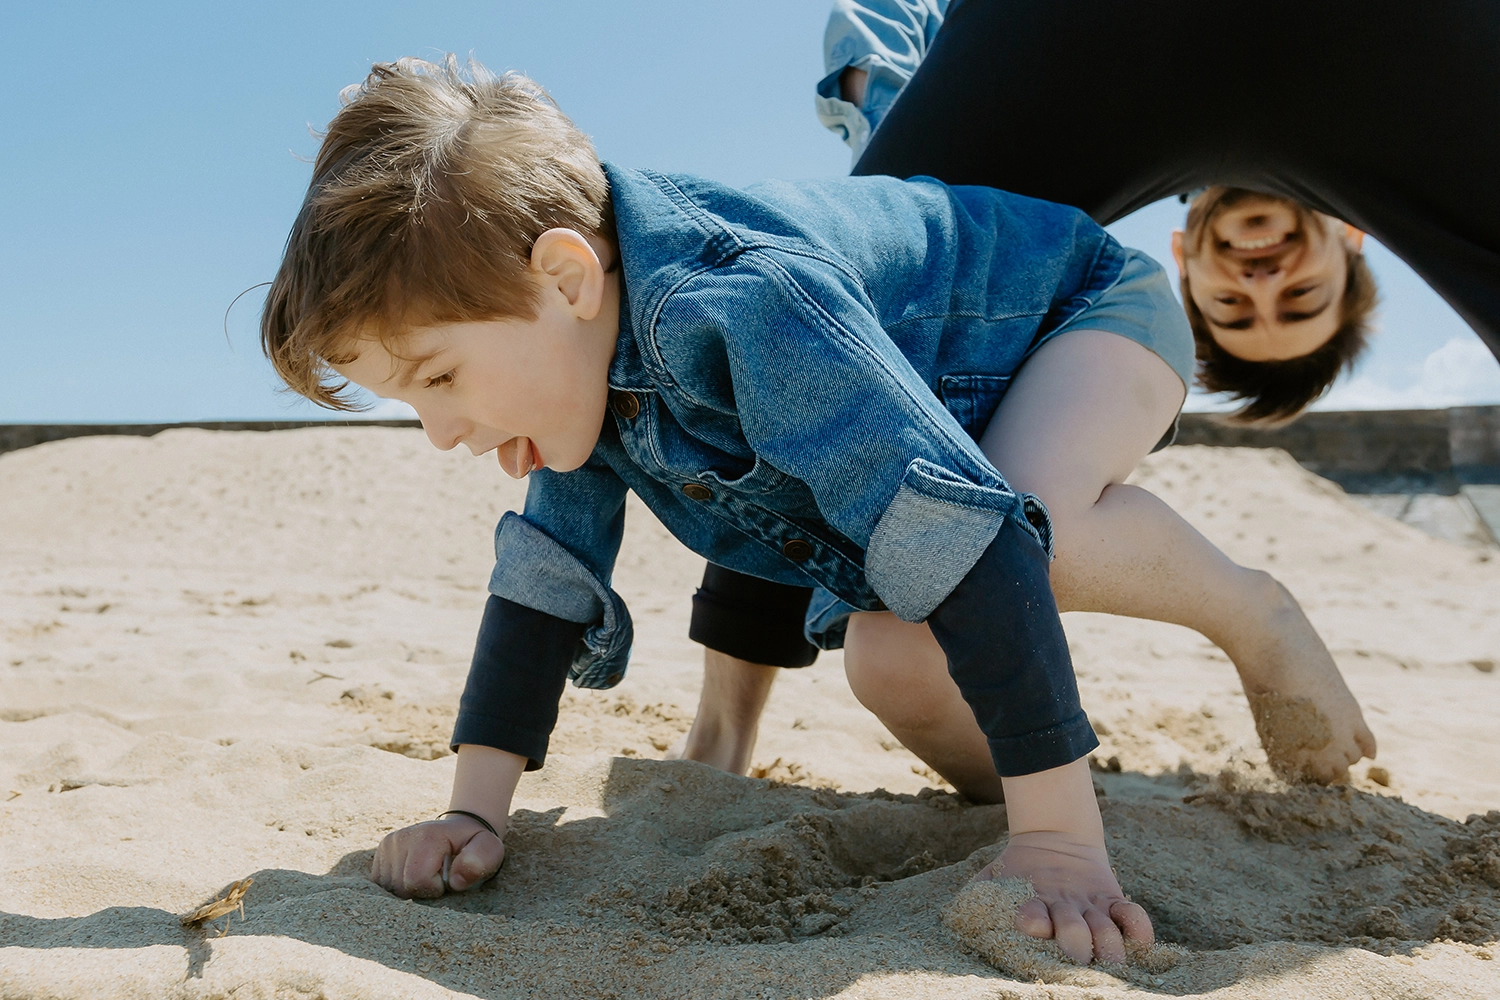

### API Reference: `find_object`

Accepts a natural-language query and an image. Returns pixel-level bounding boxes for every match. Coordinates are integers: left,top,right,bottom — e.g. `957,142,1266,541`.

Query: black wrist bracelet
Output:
439,809,500,837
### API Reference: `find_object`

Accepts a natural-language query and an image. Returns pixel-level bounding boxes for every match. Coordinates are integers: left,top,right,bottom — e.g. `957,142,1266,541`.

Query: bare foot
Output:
672,651,779,775
1221,573,1376,783
977,832,1152,965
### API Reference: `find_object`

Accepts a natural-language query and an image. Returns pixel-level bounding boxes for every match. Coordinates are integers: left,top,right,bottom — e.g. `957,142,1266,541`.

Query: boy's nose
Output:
420,411,468,451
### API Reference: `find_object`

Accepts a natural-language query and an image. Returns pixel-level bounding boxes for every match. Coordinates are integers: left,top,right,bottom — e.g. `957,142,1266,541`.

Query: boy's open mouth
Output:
499,436,544,478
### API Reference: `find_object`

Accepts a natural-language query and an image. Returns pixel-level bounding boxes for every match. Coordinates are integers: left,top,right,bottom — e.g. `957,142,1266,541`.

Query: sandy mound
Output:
2,429,1498,999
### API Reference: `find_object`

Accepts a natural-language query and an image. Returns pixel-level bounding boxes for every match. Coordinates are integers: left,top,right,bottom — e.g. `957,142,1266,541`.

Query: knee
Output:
1029,482,1121,600
1236,566,1296,616
843,614,947,724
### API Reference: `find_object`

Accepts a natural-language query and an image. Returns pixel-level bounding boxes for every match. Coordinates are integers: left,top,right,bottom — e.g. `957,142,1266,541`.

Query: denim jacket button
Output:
609,390,640,419
681,483,713,501
781,538,814,562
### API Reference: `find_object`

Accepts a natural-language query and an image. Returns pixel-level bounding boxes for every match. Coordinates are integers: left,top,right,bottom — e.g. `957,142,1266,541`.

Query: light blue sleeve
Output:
815,0,949,159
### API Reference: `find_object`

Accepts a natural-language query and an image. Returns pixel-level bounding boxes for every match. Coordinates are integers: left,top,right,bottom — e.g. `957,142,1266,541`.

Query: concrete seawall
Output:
0,420,423,458
6,407,1497,487
1173,405,1500,493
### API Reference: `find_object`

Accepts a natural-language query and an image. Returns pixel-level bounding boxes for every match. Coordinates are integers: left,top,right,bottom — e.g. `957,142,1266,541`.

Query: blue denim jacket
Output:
816,0,950,159
484,164,1127,693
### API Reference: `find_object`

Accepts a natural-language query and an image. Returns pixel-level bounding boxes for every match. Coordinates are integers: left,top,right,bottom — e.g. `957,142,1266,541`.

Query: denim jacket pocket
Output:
938,374,1014,442
700,455,791,495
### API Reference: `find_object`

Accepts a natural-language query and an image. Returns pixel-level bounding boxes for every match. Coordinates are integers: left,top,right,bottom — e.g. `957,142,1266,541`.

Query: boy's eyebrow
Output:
393,350,442,388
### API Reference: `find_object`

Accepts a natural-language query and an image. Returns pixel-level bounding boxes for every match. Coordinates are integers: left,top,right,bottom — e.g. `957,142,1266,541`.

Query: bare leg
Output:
977,331,1375,782
670,650,778,775
845,330,1372,786
843,611,1005,802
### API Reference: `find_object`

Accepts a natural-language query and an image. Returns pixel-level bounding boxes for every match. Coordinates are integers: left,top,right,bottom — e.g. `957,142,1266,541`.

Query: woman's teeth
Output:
1227,234,1287,251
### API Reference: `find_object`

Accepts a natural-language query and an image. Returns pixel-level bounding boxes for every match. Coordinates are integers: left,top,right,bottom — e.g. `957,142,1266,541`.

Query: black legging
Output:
689,0,1500,663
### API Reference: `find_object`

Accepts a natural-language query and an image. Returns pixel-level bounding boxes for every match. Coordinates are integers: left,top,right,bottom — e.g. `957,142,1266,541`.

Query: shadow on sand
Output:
3,757,1497,998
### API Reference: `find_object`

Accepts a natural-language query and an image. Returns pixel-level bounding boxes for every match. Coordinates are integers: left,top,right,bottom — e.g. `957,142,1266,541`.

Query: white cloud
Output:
1317,336,1500,410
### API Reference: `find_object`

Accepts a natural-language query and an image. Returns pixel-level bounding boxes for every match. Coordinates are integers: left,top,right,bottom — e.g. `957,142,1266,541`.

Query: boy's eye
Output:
424,370,455,389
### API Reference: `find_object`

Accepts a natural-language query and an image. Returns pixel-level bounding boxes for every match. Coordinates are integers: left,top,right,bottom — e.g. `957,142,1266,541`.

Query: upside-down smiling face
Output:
1172,189,1365,362
329,229,621,479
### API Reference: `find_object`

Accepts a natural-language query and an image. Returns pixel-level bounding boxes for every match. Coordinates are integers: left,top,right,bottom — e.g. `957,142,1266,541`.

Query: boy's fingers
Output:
1013,897,1053,939
448,833,505,891
1356,725,1377,760
1109,900,1154,946
372,834,404,891
1083,906,1125,964
400,836,449,899
1050,905,1094,965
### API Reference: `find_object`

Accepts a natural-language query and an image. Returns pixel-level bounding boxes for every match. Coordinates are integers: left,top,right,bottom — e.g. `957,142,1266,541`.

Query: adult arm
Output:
816,0,949,156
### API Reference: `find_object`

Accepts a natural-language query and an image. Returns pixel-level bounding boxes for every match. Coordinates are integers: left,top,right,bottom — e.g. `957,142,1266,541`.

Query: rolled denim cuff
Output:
865,458,1051,623
986,713,1100,778
805,587,859,651
488,512,634,689
815,69,872,155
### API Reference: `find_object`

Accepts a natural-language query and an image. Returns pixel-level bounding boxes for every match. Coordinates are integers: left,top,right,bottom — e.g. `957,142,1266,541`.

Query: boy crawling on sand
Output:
261,57,1374,965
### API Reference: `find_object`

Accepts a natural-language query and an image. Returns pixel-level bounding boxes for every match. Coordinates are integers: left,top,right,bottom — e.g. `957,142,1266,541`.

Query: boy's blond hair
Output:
261,55,610,408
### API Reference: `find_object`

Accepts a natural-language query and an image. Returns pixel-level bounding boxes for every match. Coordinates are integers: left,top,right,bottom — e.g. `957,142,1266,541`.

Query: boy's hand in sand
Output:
371,815,504,898
371,744,526,899
980,758,1152,965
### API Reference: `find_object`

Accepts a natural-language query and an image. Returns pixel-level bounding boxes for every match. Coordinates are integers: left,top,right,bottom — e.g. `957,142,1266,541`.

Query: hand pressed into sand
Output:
976,758,1152,965
371,815,505,898
370,745,525,898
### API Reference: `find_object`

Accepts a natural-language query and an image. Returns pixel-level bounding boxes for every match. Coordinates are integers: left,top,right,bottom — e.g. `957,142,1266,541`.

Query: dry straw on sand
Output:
180,876,253,934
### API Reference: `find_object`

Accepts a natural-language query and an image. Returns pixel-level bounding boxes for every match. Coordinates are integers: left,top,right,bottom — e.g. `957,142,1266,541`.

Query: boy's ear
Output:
1343,223,1366,253
531,229,606,320
1170,230,1187,276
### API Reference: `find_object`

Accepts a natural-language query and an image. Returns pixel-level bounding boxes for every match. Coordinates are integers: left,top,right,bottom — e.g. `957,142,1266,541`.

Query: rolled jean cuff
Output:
865,458,1022,622
689,564,818,667
450,713,554,772
489,512,634,689
986,712,1100,777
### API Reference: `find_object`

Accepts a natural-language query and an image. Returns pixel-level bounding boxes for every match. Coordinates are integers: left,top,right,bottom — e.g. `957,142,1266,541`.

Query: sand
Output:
1,427,1498,999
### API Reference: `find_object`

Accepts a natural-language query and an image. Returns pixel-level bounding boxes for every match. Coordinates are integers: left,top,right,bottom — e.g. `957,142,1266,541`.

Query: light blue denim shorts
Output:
1043,248,1196,391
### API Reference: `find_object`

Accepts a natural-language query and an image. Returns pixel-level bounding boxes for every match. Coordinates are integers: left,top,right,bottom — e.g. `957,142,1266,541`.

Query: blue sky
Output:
3,1,1496,423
